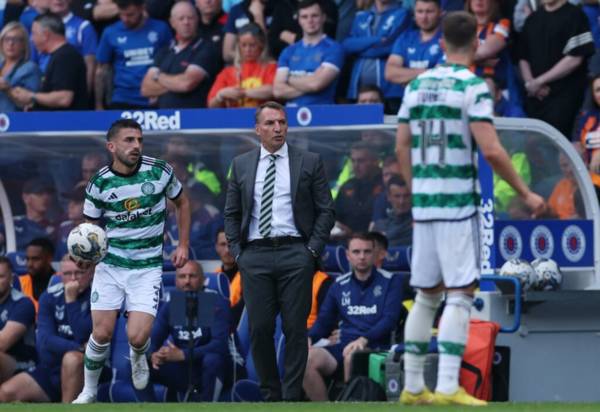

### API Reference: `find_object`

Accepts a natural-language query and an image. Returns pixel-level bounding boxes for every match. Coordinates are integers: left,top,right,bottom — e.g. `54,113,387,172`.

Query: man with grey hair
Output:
12,12,88,110
140,0,221,108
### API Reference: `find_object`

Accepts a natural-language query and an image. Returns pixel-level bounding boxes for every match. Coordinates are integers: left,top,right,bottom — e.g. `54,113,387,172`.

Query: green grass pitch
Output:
2,403,599,412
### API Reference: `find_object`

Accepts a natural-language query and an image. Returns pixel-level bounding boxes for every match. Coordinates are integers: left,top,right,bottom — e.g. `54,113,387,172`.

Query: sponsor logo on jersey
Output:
499,225,522,261
347,304,377,315
177,328,203,341
141,182,155,195
562,225,586,263
530,225,554,259
124,198,140,212
58,324,73,336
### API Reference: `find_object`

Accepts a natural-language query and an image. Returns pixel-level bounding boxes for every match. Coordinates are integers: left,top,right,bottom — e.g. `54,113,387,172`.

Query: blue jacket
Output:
343,3,411,99
151,288,231,360
309,268,404,349
36,283,92,368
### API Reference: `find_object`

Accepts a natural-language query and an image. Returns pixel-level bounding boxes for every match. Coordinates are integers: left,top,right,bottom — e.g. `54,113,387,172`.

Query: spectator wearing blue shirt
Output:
0,178,57,253
95,0,172,109
273,0,344,106
0,22,42,112
384,0,443,100
149,261,232,401
0,257,36,385
20,0,50,33
343,0,411,107
0,257,96,402
30,0,98,93
303,233,403,400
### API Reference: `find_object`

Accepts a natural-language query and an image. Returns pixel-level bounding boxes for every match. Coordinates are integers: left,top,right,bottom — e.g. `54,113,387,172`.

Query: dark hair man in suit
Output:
224,101,335,401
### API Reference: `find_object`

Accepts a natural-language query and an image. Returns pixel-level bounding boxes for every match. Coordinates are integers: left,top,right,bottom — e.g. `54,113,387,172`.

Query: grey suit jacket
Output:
224,144,335,260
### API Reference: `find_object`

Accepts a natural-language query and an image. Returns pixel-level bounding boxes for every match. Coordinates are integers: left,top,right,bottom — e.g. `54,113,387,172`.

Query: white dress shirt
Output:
248,143,301,240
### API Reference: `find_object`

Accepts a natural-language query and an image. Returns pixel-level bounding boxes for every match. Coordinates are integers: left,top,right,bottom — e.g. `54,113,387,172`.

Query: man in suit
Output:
224,101,335,401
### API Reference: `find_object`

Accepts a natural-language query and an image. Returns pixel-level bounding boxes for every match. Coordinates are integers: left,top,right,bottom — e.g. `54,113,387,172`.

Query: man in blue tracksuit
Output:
303,233,404,401
0,256,100,402
343,0,411,104
149,260,232,401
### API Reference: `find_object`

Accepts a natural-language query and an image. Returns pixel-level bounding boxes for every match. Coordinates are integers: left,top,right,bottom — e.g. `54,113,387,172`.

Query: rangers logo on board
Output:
499,225,522,261
0,113,10,132
296,107,312,127
561,225,586,262
530,225,554,259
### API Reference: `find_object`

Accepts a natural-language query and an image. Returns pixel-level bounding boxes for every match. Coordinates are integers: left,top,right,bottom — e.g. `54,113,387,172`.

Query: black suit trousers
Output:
238,241,315,401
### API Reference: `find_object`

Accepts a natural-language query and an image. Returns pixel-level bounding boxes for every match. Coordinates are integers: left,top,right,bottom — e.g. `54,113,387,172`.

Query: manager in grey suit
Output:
224,101,335,401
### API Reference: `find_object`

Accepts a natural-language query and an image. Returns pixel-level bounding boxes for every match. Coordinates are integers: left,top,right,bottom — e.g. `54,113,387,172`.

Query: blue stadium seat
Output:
321,245,339,273
204,272,230,299
335,246,350,273
232,310,283,401
6,251,27,275
382,246,412,272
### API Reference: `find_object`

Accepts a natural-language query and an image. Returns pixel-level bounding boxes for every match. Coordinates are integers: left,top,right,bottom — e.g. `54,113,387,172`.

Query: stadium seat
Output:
335,245,350,273
161,272,229,300
321,245,339,273
6,251,27,275
382,246,411,272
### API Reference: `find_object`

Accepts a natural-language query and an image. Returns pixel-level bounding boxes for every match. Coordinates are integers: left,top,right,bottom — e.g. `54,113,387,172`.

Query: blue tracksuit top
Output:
343,3,412,99
309,268,404,349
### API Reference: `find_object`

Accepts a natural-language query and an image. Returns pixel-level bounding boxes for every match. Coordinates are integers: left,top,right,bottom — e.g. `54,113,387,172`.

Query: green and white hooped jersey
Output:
397,63,493,222
83,156,183,269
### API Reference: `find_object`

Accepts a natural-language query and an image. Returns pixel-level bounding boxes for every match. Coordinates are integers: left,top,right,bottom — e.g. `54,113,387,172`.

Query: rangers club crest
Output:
499,225,522,261
561,225,586,263
530,225,554,259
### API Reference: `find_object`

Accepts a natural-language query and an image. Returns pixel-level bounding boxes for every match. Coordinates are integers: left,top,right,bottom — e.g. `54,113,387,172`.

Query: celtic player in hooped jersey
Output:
73,119,191,404
396,12,545,406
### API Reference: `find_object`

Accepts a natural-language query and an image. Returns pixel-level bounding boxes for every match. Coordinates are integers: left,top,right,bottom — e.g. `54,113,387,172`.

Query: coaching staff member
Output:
224,101,335,401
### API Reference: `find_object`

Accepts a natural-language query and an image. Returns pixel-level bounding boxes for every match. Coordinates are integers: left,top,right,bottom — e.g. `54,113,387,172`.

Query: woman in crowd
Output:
467,0,510,80
574,74,600,201
0,22,41,112
208,23,276,108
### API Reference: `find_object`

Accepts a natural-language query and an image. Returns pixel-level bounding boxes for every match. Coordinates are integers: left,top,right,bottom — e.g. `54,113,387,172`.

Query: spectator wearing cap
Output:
141,1,221,108
55,182,86,260
0,177,57,253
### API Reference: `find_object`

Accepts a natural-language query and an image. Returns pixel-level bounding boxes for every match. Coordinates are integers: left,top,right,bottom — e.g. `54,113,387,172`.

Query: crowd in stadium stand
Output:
0,0,596,403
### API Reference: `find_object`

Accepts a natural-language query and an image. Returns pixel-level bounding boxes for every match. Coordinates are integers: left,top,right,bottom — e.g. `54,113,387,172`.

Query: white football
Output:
67,223,108,264
499,258,535,291
531,258,562,291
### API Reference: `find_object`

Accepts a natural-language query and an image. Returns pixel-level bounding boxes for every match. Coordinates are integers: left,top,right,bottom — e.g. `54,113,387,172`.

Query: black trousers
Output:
238,241,315,401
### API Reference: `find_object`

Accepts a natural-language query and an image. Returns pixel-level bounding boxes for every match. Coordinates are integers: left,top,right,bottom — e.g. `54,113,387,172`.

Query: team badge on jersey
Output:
91,291,99,303
562,225,586,263
141,182,155,195
530,225,554,259
0,309,7,323
148,31,158,43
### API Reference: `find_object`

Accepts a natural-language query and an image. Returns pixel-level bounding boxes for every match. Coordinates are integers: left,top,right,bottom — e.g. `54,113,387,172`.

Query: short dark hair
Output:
215,228,225,242
27,237,55,257
367,231,389,251
442,11,477,52
255,101,286,124
106,118,142,141
34,12,65,36
115,0,145,9
298,0,323,12
0,256,13,273
358,84,384,102
351,140,378,158
386,174,407,191
416,0,441,7
348,232,374,247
